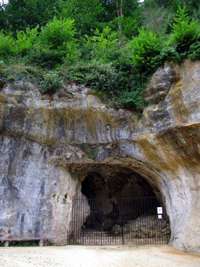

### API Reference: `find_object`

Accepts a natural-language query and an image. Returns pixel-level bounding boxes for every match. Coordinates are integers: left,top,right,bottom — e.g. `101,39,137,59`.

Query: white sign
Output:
157,207,163,214
158,214,162,220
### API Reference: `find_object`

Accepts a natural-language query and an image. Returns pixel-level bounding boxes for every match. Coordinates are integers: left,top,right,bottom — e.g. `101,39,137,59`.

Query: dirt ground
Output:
0,245,199,267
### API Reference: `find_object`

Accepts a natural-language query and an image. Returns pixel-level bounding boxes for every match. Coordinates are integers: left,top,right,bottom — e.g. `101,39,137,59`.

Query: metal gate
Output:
69,197,170,245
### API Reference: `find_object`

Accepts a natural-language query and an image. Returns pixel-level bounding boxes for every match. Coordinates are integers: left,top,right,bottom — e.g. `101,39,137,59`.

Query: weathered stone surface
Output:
144,63,177,105
0,60,200,251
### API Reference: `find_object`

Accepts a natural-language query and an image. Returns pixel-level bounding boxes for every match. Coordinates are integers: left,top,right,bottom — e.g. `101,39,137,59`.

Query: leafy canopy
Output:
0,2,200,110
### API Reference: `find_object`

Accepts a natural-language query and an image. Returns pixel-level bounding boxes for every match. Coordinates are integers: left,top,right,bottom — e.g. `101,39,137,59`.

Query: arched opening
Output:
71,165,170,245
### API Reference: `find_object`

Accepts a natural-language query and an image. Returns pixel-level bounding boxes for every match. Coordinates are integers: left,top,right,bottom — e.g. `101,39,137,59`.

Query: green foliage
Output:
66,61,146,110
15,27,39,56
102,0,141,37
1,0,200,112
157,46,181,64
117,16,141,38
85,27,119,63
67,62,120,93
142,2,174,34
39,18,76,50
60,0,103,34
129,28,163,74
188,41,200,60
0,0,62,32
0,61,43,83
0,32,15,58
102,0,139,22
40,70,63,93
118,89,145,110
169,7,200,56
28,48,64,69
29,18,78,67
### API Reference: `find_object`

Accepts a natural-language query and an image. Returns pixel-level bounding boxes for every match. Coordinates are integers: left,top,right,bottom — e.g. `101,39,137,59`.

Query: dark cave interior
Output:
81,167,162,231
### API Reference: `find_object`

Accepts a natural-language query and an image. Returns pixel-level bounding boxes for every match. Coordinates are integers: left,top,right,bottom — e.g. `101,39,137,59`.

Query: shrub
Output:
15,27,39,56
85,26,119,63
40,17,77,62
40,18,76,49
0,32,15,58
40,70,63,94
118,16,141,38
60,0,103,35
66,60,147,110
169,7,200,56
28,46,65,68
118,89,146,110
29,18,78,67
188,41,200,60
129,28,163,74
0,61,43,84
157,46,181,64
67,61,120,93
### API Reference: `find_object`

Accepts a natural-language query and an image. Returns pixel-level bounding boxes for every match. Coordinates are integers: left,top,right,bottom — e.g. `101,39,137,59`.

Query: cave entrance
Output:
70,167,170,245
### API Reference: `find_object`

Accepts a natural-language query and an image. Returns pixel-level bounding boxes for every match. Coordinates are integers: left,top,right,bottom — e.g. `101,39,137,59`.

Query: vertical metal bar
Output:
70,196,169,247
122,223,124,245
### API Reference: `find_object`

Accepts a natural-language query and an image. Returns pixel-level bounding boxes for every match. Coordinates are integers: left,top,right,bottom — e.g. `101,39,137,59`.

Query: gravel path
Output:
0,245,199,267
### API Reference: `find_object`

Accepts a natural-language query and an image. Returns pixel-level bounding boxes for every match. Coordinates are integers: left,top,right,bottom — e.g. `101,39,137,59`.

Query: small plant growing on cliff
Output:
40,70,63,94
119,89,145,110
129,28,162,74
67,61,120,93
169,7,200,57
188,42,200,60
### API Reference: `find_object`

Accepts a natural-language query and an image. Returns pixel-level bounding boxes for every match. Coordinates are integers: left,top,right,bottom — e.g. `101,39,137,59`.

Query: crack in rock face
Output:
0,60,200,252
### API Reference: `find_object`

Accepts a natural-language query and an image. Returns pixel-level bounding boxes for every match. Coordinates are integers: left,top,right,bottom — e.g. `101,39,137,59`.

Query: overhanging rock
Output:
0,60,200,252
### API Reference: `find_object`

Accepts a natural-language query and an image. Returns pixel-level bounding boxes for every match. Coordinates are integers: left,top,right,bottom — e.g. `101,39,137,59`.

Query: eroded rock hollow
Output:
0,60,200,252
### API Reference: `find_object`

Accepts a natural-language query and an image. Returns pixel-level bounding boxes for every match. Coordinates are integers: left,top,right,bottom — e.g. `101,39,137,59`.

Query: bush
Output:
29,18,78,67
40,18,76,49
169,7,200,56
118,16,141,38
67,61,120,93
60,0,104,35
15,27,39,56
129,28,163,74
28,46,65,68
40,70,63,94
0,32,15,58
85,26,119,63
66,60,147,110
188,41,200,60
118,89,145,110
0,61,43,83
157,46,181,64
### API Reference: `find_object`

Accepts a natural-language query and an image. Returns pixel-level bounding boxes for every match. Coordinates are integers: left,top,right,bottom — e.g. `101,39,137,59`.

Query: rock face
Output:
0,60,200,252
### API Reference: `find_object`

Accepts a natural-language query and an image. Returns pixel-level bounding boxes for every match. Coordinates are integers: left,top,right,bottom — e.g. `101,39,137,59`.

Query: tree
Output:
101,0,141,37
146,0,200,11
60,0,104,34
0,1,7,29
60,0,140,36
102,0,139,20
0,0,62,32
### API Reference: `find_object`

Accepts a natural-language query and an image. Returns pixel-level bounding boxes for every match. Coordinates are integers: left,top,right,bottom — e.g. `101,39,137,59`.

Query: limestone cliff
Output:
0,60,200,252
